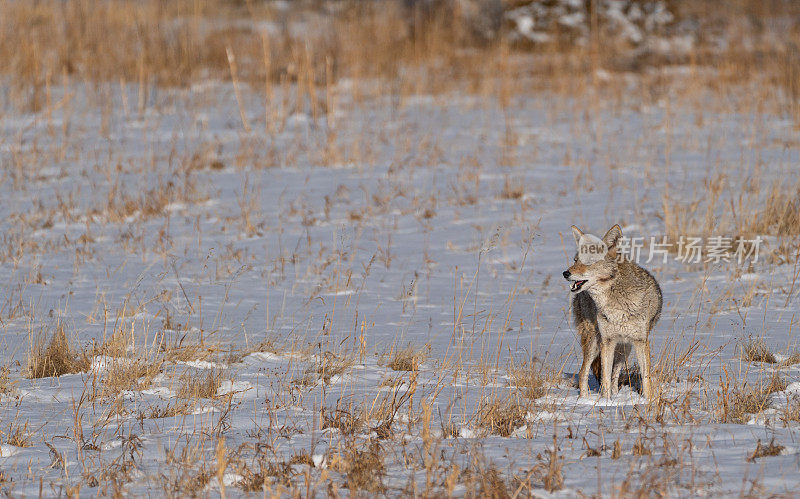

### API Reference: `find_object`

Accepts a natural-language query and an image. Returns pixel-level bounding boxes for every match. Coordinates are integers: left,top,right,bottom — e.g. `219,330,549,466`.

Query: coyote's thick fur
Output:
563,225,662,400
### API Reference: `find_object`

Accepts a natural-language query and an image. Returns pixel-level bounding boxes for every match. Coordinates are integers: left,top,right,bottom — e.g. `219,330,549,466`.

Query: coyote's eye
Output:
573,256,578,263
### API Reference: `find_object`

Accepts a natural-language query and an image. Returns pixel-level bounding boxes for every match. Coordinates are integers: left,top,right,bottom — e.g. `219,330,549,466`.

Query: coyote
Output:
563,225,662,400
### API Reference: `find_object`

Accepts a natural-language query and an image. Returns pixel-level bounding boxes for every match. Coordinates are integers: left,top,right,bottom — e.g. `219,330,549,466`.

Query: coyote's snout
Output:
565,224,662,400
562,270,588,293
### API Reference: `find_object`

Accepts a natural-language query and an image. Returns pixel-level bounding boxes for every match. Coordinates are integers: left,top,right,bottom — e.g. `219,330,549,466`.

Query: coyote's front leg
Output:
634,340,652,400
599,338,616,398
578,339,597,398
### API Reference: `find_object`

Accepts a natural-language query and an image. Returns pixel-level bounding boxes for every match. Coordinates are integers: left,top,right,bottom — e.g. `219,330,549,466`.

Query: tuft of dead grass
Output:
3,420,33,448
237,459,296,492
25,324,90,379
476,467,512,498
499,177,525,200
386,344,428,372
0,367,15,395
632,438,652,456
321,406,364,436
780,350,800,367
175,369,225,400
477,396,529,437
747,439,784,462
508,360,551,399
752,186,800,237
158,443,212,495
723,372,788,424
142,400,194,420
293,351,352,387
225,339,281,364
161,342,219,364
543,434,564,492
370,375,418,439
94,328,133,358
89,176,208,225
98,358,163,398
740,337,777,364
329,441,385,494
662,178,800,264
780,392,800,426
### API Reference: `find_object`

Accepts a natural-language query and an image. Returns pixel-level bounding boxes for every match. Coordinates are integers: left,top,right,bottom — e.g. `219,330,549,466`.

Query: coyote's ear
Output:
571,225,584,246
602,224,623,249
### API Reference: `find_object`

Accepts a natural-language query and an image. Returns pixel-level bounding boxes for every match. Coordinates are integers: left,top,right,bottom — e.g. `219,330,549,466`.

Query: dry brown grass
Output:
543,435,564,492
0,367,15,395
720,372,787,424
740,337,777,364
747,439,784,462
752,185,800,237
321,406,364,436
386,344,428,372
3,420,33,448
98,358,163,399
499,177,525,200
1,1,235,93
508,360,551,399
662,177,800,264
175,369,225,400
143,401,195,420
782,351,800,366
738,340,800,367
93,326,134,358
161,342,219,364
370,375,419,439
329,441,386,494
474,467,512,498
25,324,90,379
236,458,296,492
100,179,209,224
781,395,800,426
2,1,800,495
158,442,213,495
3,0,796,112
0,0,514,105
225,339,281,364
476,396,529,437
293,351,352,387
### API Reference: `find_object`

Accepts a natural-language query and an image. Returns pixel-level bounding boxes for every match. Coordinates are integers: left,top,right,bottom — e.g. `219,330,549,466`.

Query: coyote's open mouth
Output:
570,280,588,292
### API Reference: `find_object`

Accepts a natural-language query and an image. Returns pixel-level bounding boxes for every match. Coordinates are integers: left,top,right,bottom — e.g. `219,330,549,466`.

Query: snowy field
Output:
1,35,800,497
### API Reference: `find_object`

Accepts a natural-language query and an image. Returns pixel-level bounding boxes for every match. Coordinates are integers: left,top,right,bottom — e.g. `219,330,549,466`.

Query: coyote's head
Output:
562,225,622,294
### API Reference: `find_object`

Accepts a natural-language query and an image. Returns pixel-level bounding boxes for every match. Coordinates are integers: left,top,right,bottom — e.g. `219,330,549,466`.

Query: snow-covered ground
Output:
0,73,799,496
